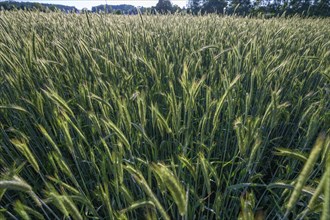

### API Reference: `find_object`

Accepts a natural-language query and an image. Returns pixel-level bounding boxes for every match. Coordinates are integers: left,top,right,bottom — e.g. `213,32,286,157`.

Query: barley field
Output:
0,11,329,219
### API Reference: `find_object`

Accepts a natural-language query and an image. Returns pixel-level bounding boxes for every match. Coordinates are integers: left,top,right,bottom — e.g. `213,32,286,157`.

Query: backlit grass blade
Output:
152,163,187,216
124,165,170,220
285,133,326,217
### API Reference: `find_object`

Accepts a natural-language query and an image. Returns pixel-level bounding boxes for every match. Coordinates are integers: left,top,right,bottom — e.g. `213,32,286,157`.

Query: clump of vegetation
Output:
0,11,329,219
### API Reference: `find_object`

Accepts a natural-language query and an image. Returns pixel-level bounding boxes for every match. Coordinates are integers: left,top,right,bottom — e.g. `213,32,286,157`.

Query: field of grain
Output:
0,11,329,219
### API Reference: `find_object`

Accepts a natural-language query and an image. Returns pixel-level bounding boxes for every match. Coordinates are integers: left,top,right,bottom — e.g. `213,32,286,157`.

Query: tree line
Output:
0,1,77,12
157,0,330,17
0,0,329,17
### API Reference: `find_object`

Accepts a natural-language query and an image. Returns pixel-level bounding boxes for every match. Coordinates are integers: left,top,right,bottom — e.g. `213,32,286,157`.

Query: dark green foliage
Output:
156,0,173,13
91,4,137,14
0,1,77,12
0,0,329,16
202,0,228,14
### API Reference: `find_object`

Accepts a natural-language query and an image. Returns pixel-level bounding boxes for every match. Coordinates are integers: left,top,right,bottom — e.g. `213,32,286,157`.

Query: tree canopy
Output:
0,0,329,16
187,0,330,16
156,0,173,13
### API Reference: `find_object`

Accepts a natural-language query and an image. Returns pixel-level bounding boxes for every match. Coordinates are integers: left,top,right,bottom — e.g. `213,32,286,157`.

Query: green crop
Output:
0,11,329,219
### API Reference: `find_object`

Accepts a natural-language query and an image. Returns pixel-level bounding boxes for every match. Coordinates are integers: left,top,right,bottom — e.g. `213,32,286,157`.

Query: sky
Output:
14,0,188,9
